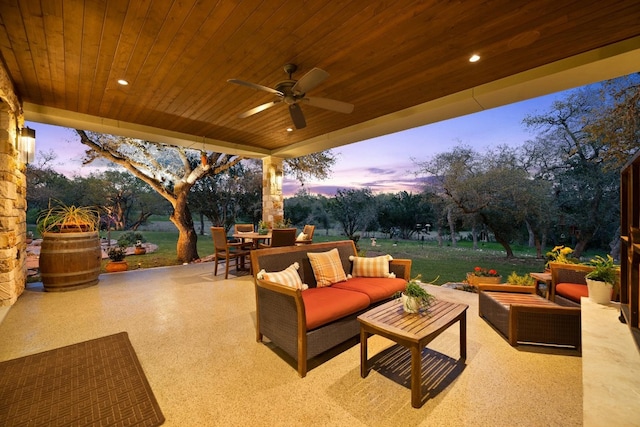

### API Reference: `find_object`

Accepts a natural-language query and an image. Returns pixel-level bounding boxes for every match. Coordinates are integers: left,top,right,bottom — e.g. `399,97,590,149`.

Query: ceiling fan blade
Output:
238,100,280,118
227,79,282,95
292,68,329,95
302,97,354,114
289,104,306,129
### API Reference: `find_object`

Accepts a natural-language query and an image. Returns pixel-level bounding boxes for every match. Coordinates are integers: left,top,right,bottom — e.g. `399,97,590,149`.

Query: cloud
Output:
284,175,426,197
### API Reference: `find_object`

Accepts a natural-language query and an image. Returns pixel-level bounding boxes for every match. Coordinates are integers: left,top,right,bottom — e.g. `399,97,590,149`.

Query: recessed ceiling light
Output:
286,127,293,132
117,79,129,86
469,54,480,63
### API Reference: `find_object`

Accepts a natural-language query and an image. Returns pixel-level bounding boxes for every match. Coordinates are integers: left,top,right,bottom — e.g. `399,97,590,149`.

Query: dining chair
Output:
259,228,297,248
211,227,251,279
295,224,315,245
233,223,255,249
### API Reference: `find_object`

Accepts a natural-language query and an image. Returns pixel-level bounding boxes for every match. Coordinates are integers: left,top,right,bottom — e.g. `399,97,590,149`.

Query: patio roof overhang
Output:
2,1,640,158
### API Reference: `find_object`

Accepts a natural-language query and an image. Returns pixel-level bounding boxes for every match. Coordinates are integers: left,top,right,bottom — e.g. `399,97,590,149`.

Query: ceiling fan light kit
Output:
228,63,354,129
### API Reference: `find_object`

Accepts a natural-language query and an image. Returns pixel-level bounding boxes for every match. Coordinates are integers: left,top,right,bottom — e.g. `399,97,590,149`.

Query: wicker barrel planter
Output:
467,274,502,286
39,231,102,292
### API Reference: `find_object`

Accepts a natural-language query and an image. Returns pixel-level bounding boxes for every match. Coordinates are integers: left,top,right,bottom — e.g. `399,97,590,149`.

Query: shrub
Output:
506,271,535,286
117,231,146,247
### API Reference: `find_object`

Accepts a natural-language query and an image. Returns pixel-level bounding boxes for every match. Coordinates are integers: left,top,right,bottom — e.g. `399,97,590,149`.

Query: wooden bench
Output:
478,284,581,349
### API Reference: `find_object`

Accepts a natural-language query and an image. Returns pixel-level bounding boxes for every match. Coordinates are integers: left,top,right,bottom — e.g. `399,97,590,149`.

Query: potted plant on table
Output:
399,275,436,314
258,220,269,235
106,246,128,272
36,200,102,291
585,255,619,304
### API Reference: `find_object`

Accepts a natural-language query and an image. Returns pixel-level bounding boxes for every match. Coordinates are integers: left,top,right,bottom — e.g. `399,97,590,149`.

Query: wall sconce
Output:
19,127,36,164
269,166,283,188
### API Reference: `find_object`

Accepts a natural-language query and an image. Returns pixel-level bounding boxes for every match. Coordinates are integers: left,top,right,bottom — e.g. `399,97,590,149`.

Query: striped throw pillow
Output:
307,248,347,287
257,262,308,290
349,255,396,278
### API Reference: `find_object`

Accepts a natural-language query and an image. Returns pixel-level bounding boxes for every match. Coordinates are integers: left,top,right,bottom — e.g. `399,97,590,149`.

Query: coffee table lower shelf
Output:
358,298,468,408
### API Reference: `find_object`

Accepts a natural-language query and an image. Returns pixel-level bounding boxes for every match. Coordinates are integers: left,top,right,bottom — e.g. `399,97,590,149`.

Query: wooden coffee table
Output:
358,298,468,408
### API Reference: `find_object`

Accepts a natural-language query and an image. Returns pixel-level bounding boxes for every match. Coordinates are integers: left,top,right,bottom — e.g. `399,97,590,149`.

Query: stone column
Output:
262,156,284,227
0,61,27,305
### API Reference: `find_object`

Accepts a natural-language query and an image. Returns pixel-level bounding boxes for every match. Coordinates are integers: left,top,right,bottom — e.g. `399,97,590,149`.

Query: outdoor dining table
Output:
232,231,272,249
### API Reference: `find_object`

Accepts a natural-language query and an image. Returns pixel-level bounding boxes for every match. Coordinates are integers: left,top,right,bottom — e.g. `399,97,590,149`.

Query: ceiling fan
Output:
228,63,354,129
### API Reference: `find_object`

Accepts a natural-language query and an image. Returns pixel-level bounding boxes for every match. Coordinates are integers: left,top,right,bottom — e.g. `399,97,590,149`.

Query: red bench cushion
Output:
302,287,370,330
332,277,407,303
556,283,589,302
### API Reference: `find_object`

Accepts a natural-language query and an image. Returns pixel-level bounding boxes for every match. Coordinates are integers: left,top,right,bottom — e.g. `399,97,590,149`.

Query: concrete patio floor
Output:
0,263,583,426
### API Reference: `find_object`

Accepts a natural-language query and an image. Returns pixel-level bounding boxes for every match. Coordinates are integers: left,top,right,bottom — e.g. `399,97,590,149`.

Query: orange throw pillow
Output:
307,248,347,287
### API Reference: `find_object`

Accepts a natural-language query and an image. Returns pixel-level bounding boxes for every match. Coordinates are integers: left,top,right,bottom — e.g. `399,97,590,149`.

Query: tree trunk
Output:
573,235,592,259
493,233,514,258
609,226,621,261
525,220,535,247
170,190,199,263
471,224,478,250
447,208,457,247
199,212,205,235
129,212,152,231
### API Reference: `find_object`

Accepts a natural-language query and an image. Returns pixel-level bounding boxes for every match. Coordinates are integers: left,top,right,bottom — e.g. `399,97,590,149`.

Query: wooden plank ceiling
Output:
1,0,640,158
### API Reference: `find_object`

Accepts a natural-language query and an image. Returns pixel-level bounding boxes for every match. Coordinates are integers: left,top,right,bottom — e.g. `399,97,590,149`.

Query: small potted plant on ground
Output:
106,246,128,272
585,255,619,304
134,240,146,255
116,231,146,254
466,266,501,286
399,275,436,314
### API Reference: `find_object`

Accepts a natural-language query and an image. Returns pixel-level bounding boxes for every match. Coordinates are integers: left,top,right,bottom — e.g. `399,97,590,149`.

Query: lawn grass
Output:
65,225,578,284
98,230,214,272
306,234,545,284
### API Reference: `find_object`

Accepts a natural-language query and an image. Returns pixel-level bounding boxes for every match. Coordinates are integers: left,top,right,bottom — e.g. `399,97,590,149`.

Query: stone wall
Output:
0,62,27,305
261,156,284,227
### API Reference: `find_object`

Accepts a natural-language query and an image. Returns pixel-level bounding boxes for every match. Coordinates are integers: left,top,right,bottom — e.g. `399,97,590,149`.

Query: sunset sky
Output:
28,90,565,197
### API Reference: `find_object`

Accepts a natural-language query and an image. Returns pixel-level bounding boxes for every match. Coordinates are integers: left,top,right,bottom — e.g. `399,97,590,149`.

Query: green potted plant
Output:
585,255,619,304
36,200,102,291
106,246,128,272
258,220,269,235
36,201,100,234
399,275,436,313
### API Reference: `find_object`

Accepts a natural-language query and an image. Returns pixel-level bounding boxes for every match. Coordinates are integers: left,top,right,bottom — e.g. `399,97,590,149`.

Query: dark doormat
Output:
0,332,164,426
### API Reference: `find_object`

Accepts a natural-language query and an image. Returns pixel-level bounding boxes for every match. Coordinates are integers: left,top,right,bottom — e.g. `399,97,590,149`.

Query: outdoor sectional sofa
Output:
251,240,411,377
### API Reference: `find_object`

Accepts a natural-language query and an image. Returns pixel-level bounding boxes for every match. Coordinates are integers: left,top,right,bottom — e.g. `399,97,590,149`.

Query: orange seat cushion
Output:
302,287,370,330
332,277,408,303
556,283,589,303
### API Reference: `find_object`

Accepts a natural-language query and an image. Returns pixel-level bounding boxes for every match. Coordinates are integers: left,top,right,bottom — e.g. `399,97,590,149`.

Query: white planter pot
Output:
586,278,613,304
401,293,421,313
